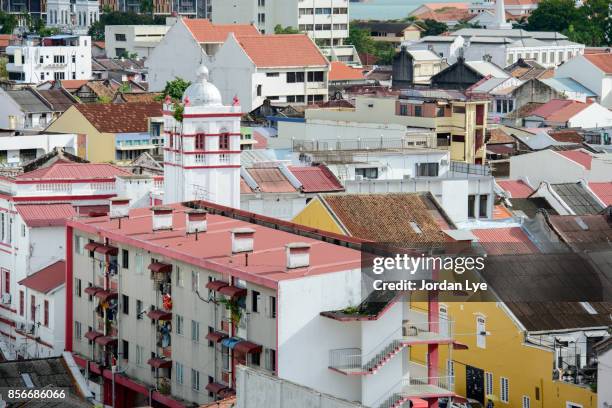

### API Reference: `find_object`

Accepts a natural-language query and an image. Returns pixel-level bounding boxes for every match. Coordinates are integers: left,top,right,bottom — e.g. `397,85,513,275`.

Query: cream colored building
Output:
104,25,171,58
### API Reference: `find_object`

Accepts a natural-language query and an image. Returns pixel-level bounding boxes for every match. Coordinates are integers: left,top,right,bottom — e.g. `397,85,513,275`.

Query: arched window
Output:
219,132,230,150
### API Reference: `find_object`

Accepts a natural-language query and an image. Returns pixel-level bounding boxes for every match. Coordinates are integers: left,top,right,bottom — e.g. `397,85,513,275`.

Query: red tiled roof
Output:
329,61,365,81
583,53,612,74
246,167,297,193
421,2,469,10
73,102,163,133
588,182,612,205
497,180,534,198
16,204,76,227
237,34,328,68
240,178,254,193
93,41,105,49
548,130,583,143
18,261,66,294
472,227,539,255
252,131,268,149
529,99,589,122
16,162,132,181
68,203,362,288
58,79,88,90
556,150,593,170
493,205,513,220
413,7,473,22
289,165,344,193
183,19,259,43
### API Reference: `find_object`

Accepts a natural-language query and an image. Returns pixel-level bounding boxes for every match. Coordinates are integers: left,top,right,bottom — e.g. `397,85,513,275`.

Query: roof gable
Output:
183,18,259,43
583,53,612,74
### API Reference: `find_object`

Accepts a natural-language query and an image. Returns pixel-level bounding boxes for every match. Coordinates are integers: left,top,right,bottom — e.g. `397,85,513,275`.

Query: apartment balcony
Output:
403,308,454,344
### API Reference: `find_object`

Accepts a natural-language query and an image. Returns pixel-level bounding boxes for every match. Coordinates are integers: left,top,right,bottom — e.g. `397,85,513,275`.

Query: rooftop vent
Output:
151,206,173,231
109,197,130,219
186,209,207,234
232,228,255,254
286,242,311,269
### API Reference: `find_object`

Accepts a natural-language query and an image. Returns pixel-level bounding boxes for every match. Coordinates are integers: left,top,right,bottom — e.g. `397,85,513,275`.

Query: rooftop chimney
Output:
151,206,173,231
109,197,130,219
286,243,311,269
186,209,207,234
231,228,255,254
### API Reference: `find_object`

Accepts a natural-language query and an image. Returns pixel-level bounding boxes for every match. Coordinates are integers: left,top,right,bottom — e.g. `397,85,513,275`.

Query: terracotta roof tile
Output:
556,150,592,169
115,92,162,103
74,102,162,133
57,79,88,90
497,180,534,198
583,53,612,74
548,130,583,143
16,162,132,180
289,165,344,193
588,182,612,205
471,227,539,255
16,204,76,227
18,261,66,294
183,19,259,43
329,61,365,81
414,7,473,22
530,99,590,122
488,127,515,144
246,167,297,193
37,89,77,112
237,34,328,68
322,193,451,243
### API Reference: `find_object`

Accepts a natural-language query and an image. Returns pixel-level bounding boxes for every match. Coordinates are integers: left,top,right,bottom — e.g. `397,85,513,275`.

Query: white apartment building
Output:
211,33,329,111
5,35,92,84
0,130,77,166
104,25,171,59
46,0,100,34
210,0,349,46
555,53,612,108
0,162,162,360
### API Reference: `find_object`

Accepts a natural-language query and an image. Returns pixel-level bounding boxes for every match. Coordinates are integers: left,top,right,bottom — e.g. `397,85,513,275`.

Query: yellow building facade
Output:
292,200,598,408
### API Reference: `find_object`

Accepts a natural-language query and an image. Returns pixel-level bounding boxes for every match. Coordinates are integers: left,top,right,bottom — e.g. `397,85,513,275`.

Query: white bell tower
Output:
163,64,241,208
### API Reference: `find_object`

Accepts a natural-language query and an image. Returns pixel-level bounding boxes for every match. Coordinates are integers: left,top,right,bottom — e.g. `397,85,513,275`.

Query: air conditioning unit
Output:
17,322,26,331
1,293,10,304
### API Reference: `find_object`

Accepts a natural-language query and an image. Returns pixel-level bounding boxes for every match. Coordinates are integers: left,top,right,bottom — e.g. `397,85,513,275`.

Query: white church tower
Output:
490,0,512,29
163,64,241,208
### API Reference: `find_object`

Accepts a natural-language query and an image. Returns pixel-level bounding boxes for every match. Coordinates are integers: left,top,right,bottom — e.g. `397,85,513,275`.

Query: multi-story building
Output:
0,130,77,166
210,33,330,111
209,0,349,46
0,86,78,130
104,25,171,59
0,0,45,20
65,198,457,407
277,90,488,164
46,0,100,34
5,35,92,84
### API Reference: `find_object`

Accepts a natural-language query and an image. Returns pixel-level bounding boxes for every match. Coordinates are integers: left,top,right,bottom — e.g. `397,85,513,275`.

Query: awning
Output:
409,398,428,408
95,290,118,302
84,286,103,296
218,285,247,299
147,357,172,369
205,280,228,291
147,309,172,321
84,242,100,251
205,382,228,394
94,245,118,256
95,336,118,347
148,262,172,273
233,340,262,354
205,331,227,343
84,330,103,341
453,341,469,350
221,337,241,349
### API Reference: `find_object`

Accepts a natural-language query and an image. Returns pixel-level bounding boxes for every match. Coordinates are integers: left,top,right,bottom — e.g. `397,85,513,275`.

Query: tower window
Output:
195,133,205,150
219,133,230,150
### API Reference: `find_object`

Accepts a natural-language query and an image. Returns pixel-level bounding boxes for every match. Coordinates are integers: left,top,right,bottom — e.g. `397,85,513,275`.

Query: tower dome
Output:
182,64,223,107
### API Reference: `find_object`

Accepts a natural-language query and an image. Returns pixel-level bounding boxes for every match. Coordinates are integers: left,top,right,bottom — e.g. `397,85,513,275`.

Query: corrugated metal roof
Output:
16,162,132,181
16,203,76,227
557,150,593,169
540,78,596,96
246,167,297,193
552,183,604,215
289,165,344,193
588,182,612,205
465,60,509,79
7,89,51,113
497,180,534,198
471,227,539,254
18,261,66,293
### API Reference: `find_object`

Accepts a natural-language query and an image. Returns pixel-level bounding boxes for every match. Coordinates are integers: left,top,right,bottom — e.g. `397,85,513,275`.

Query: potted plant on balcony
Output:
158,377,171,395
218,297,243,326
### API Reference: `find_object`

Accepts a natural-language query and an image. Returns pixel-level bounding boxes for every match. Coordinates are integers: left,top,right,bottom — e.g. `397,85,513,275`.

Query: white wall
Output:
556,55,612,108
0,132,77,164
598,347,612,408
278,269,363,403
567,103,612,128
0,89,25,129
146,20,207,92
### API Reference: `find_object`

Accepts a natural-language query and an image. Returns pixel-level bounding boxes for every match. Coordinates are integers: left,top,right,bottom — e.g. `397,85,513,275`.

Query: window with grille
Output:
501,377,509,403
522,396,530,408
485,372,493,395
195,133,205,150
219,133,230,150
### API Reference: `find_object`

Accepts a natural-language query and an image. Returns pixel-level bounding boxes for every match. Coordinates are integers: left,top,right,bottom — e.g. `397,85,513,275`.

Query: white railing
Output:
329,328,404,373
403,308,454,341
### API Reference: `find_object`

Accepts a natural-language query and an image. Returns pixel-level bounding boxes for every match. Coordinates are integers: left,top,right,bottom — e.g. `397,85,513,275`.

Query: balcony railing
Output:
403,308,454,343
371,362,454,408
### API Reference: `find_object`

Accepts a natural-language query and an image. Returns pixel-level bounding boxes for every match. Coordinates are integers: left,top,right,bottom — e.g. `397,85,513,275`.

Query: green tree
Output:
0,11,18,34
346,26,375,55
274,24,300,34
526,0,579,33
140,0,154,16
419,19,448,36
160,77,191,101
0,57,7,80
